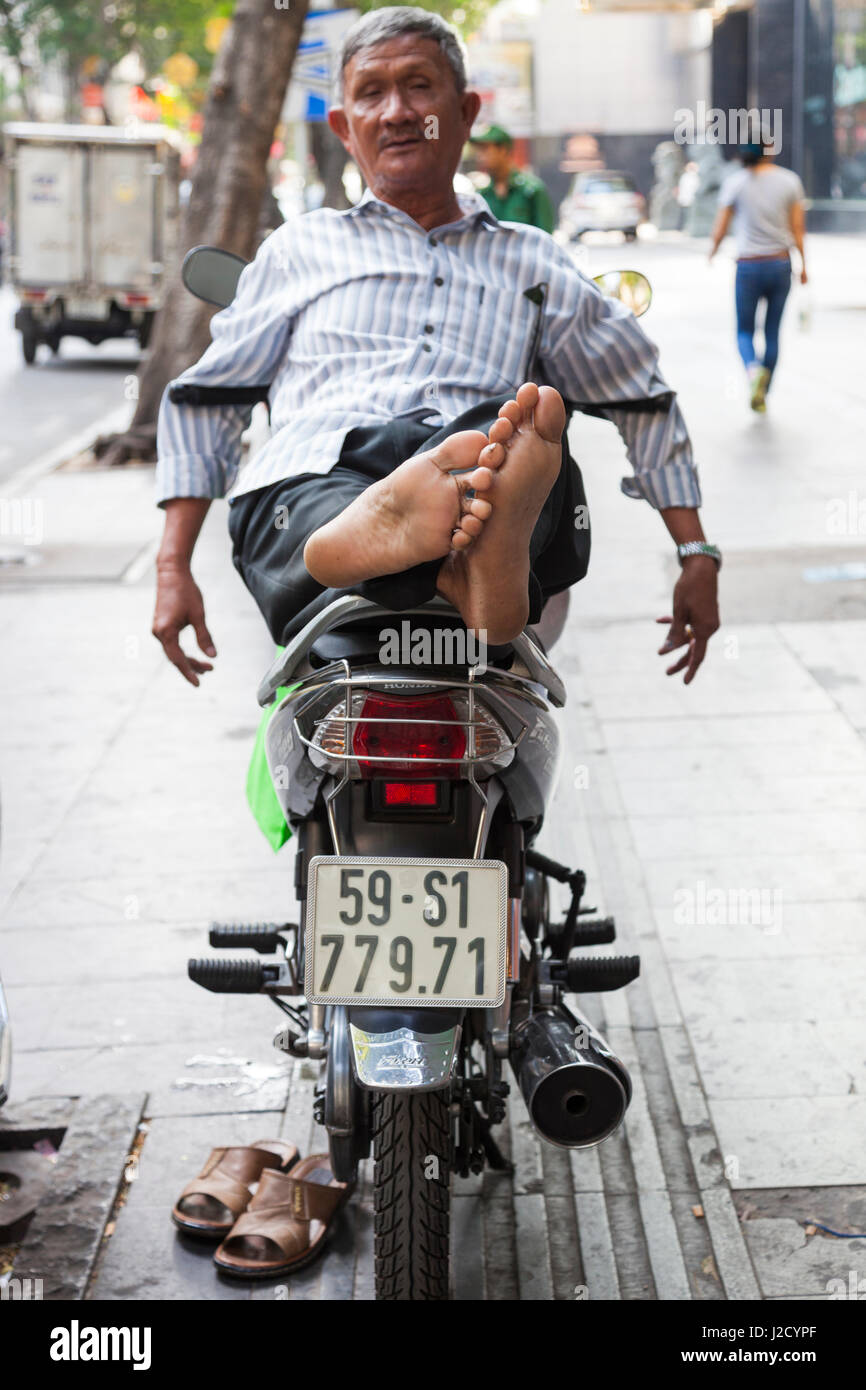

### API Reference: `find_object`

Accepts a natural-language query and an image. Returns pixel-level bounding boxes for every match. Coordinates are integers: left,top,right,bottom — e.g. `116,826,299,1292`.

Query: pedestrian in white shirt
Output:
709,139,808,412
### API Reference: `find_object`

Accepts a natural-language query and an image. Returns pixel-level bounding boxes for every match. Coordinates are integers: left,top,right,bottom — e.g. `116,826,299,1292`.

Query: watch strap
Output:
677,541,722,570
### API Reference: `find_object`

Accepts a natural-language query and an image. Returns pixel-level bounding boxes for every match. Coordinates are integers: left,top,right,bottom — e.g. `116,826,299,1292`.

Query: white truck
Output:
3,122,181,363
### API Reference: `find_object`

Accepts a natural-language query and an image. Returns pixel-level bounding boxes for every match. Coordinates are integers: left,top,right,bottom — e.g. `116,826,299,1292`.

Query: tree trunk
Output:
97,0,309,467
309,119,350,210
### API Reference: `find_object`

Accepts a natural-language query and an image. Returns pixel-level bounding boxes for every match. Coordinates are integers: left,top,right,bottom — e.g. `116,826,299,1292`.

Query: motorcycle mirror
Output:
181,245,249,308
592,269,652,318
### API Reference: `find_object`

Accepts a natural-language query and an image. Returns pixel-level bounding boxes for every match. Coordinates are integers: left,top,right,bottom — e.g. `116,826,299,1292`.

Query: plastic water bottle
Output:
798,285,812,331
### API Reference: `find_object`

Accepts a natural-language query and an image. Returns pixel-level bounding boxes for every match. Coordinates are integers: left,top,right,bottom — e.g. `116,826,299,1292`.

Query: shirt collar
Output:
348,185,502,232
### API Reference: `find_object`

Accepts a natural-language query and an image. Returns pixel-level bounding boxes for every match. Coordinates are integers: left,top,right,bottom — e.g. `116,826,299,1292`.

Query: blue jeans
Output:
734,257,792,377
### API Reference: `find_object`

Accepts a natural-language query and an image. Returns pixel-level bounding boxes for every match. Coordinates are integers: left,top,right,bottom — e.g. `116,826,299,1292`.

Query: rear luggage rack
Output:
291,667,529,776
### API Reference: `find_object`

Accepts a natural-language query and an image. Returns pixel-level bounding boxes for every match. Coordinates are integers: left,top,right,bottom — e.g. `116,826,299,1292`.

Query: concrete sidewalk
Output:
1,233,864,1300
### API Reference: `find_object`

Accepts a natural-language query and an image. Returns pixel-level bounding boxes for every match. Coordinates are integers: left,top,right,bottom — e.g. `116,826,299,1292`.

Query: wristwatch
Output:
676,541,722,571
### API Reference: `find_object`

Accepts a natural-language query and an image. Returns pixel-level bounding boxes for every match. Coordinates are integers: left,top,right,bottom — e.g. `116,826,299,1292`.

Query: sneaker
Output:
749,366,771,412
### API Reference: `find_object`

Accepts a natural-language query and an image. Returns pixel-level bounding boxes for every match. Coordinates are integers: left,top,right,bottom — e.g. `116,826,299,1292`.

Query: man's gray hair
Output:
336,6,467,100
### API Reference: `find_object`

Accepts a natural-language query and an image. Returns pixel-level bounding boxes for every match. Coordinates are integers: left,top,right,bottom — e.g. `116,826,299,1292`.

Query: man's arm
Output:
153,229,294,684
657,507,720,685
541,255,719,682
152,499,214,687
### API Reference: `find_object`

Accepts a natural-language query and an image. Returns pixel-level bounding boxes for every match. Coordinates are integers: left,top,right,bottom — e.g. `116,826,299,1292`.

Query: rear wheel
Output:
372,1089,451,1300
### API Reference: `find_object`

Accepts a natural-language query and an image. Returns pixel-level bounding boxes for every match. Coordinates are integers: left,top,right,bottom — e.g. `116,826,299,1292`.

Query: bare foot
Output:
303,431,501,588
437,382,565,644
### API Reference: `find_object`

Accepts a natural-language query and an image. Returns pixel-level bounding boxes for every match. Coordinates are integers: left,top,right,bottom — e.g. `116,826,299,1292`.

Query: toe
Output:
479,440,505,468
431,429,489,474
458,514,484,539
465,464,494,492
488,417,515,446
497,399,523,426
533,385,567,441
467,496,493,520
515,382,540,412
451,528,473,550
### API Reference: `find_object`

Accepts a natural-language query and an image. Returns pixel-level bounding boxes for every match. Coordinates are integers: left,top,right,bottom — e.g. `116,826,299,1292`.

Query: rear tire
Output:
372,1089,451,1300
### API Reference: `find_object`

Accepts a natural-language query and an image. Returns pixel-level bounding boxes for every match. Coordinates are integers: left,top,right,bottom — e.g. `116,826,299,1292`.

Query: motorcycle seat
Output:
308,611,520,669
257,595,565,707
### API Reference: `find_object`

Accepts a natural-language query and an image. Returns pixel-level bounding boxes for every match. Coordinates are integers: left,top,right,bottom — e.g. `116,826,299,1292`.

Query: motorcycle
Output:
177,245,651,1300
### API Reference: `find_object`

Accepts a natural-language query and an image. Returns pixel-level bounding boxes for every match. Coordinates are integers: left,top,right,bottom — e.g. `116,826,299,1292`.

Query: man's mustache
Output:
379,126,424,150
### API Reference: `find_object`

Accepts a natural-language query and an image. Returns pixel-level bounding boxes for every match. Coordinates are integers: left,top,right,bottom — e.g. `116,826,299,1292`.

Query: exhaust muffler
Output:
510,1009,632,1148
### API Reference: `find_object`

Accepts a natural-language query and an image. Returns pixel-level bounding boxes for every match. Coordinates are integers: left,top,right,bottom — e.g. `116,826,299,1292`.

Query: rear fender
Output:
347,1005,463,1092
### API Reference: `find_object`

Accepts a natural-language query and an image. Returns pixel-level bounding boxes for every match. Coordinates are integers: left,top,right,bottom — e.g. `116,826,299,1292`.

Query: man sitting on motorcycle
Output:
152,6,719,681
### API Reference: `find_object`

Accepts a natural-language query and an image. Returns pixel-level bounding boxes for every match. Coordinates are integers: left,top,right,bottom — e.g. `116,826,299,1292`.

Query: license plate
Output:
65,298,109,320
305,856,507,1007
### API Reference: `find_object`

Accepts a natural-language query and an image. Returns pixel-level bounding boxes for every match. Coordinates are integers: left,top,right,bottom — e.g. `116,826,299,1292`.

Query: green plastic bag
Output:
245,649,299,852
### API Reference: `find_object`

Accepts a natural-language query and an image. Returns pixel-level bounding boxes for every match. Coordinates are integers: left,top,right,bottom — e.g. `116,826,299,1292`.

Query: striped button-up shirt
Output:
156,189,701,511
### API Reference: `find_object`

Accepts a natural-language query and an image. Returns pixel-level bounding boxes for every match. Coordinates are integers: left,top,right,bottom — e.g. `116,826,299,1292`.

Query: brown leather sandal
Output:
212,1155,352,1278
171,1139,299,1239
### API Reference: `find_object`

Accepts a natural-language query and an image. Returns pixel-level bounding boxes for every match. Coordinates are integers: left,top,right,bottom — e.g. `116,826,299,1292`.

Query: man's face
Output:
475,142,512,181
329,35,481,204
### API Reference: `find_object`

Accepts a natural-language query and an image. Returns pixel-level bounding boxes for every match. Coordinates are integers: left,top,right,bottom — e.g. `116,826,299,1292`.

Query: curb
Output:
0,404,134,501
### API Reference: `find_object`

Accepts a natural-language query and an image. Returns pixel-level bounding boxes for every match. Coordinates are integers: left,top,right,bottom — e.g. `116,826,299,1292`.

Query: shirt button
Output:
424,323,434,333
422,343,432,352
434,276,444,286
429,237,438,247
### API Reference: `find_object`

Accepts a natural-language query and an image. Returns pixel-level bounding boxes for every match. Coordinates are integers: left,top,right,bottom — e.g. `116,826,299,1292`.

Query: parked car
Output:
558,170,645,242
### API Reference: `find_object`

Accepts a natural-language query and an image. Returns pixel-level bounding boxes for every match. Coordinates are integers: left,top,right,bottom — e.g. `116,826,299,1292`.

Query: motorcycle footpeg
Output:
568,916,617,947
525,848,581,884
188,957,267,993
208,921,291,952
561,953,640,992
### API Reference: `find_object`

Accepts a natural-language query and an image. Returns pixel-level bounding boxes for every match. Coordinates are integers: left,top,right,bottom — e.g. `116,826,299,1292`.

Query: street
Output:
0,286,139,486
1,230,865,1301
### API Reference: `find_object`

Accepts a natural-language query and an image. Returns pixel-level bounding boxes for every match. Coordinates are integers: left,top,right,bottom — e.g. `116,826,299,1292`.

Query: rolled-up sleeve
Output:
155,229,294,506
540,255,702,510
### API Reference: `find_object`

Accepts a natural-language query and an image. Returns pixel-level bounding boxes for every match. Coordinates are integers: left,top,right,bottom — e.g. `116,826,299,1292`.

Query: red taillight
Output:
382,781,438,806
352,693,466,778
123,292,151,305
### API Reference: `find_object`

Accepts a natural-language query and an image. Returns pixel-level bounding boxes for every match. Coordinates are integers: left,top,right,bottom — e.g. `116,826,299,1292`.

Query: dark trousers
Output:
735,257,792,377
228,394,591,646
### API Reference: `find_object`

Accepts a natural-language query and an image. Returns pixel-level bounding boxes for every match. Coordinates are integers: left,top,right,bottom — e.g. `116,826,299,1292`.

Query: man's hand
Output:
656,556,720,684
152,558,216,687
